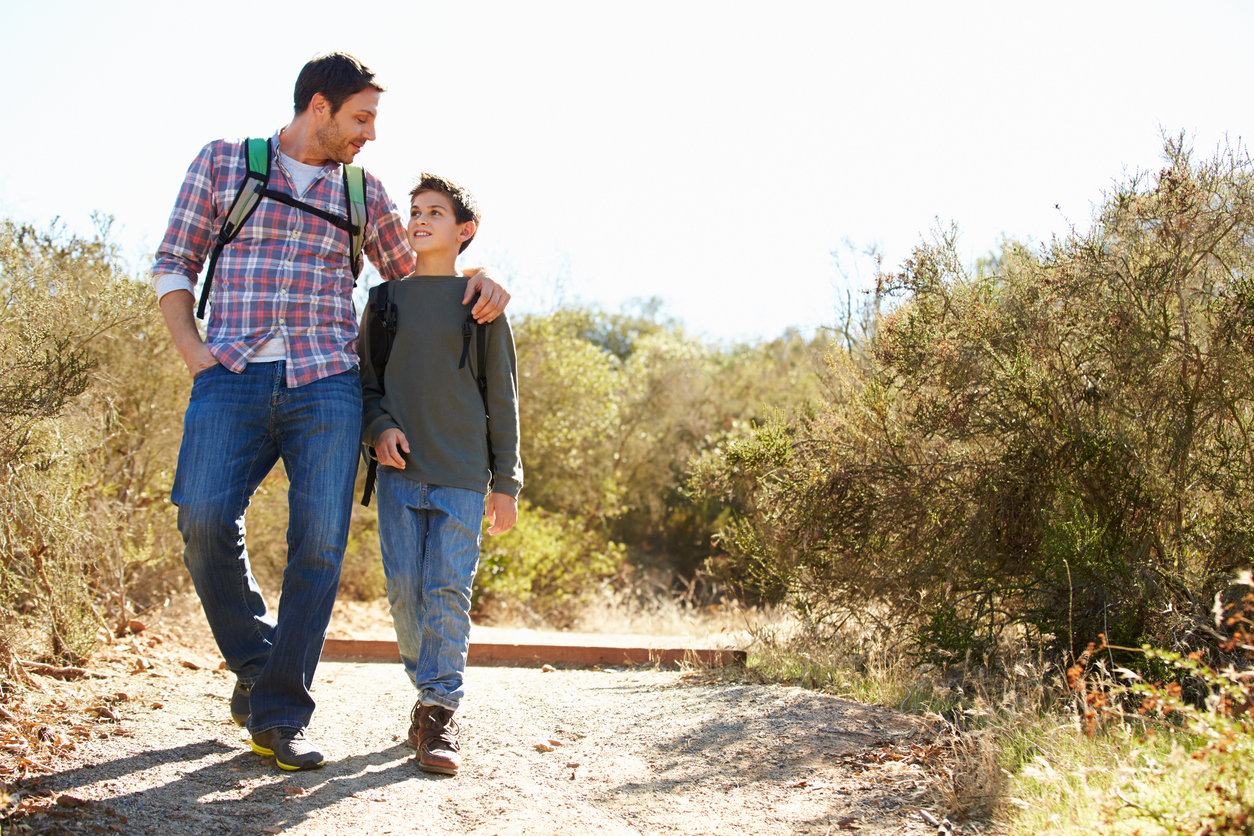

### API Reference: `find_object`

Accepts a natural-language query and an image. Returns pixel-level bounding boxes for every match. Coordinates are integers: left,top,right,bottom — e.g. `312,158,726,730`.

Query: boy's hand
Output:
375,428,410,468
461,267,511,324
485,492,518,535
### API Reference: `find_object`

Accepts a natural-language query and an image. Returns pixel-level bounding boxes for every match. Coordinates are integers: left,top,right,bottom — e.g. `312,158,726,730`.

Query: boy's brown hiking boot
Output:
408,702,460,775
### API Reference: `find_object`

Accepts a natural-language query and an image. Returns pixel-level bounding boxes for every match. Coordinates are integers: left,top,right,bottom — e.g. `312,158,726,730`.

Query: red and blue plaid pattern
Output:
154,134,414,388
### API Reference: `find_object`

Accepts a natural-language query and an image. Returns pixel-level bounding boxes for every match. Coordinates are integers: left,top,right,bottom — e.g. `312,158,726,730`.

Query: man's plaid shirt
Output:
154,134,415,388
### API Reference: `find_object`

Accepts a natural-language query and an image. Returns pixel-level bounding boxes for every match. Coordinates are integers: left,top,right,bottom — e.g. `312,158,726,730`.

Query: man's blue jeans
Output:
376,469,484,711
171,362,361,734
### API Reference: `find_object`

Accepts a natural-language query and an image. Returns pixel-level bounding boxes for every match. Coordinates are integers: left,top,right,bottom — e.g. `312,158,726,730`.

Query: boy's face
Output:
408,191,475,257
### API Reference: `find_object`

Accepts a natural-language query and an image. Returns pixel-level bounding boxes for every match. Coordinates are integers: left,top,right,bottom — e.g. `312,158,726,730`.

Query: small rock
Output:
565,761,581,768
541,664,556,673
547,739,565,747
282,785,306,796
56,794,88,808
113,692,133,702
217,661,228,671
150,701,164,709
127,620,146,634
180,659,202,671
533,742,555,752
91,706,119,721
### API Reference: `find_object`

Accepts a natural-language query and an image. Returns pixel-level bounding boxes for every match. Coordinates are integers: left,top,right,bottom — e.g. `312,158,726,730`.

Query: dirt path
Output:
9,604,943,836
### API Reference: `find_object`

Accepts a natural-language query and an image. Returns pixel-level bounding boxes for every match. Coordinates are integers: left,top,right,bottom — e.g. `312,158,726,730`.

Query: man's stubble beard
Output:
315,118,356,165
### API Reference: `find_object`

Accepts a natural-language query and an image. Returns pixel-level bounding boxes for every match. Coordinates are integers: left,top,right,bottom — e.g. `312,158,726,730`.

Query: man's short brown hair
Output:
294,52,385,115
410,174,481,253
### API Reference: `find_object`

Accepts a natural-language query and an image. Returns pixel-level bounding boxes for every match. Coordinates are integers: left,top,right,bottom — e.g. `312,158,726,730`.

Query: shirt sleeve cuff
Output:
363,415,400,448
491,477,521,499
154,273,196,301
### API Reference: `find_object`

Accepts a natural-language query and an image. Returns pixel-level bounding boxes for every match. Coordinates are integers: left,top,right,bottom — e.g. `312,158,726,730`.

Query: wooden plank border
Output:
320,638,745,668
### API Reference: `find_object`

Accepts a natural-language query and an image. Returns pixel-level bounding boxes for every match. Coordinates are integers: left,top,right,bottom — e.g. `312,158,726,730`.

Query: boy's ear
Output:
457,220,476,243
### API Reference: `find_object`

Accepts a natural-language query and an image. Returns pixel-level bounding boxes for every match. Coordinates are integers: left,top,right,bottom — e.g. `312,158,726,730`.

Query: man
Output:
153,52,508,771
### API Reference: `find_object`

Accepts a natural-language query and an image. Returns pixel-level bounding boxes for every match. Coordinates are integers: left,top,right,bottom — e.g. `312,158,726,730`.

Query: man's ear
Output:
458,221,477,243
308,92,331,120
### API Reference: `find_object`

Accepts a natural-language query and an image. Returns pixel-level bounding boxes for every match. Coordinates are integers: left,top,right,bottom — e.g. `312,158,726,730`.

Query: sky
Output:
2,1,1252,343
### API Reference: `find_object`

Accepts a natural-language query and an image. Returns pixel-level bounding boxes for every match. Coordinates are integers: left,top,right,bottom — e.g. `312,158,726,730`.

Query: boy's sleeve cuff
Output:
363,416,400,447
491,478,521,499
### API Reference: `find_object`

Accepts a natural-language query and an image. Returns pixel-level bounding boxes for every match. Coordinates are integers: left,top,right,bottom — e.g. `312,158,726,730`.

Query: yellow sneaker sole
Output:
249,740,324,771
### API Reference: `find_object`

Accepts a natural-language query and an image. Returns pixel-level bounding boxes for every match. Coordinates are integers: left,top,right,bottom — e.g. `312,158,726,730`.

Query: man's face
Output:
315,88,381,164
408,191,474,256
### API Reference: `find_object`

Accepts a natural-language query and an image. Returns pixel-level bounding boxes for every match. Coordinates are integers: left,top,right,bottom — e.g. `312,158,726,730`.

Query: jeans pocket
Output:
192,362,221,381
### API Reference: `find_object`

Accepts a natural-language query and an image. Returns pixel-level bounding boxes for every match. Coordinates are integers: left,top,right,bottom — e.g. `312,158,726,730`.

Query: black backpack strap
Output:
461,295,495,488
360,281,398,507
459,315,473,370
368,281,396,394
476,314,489,404
255,165,366,282
197,138,270,319
361,457,379,507
458,294,495,487
477,315,495,486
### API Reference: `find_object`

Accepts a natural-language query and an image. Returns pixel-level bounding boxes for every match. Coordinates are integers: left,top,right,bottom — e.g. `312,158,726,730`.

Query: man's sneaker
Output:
250,727,326,771
408,702,460,775
230,681,251,727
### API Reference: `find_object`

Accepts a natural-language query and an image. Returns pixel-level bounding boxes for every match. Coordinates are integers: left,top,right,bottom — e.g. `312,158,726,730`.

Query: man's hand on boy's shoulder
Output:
375,427,410,469
461,267,511,324
486,492,517,536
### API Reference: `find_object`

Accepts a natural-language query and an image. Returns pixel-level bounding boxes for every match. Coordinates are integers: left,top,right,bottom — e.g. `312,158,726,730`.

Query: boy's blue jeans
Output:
375,469,483,711
171,362,361,734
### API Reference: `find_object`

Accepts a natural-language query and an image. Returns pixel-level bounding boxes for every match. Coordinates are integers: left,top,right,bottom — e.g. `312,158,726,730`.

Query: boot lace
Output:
421,705,459,752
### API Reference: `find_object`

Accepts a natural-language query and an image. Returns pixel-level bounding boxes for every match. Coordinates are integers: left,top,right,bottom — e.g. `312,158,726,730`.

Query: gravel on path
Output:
26,659,939,836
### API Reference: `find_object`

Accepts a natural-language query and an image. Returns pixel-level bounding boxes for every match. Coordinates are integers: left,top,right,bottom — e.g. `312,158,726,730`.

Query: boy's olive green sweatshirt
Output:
358,276,522,498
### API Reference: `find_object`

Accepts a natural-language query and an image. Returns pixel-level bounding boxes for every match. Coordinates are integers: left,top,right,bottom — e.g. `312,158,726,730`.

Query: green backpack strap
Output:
197,138,271,319
199,140,369,319
342,164,368,282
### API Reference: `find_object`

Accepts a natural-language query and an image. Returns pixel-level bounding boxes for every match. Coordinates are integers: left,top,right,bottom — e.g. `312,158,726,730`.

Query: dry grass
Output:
568,585,762,646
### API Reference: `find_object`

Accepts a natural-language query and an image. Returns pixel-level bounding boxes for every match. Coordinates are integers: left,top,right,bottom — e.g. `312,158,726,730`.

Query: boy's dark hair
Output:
294,52,385,115
410,174,481,253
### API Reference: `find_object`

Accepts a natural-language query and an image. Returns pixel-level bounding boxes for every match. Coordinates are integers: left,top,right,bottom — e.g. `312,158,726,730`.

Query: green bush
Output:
516,302,828,593
474,500,624,627
692,138,1254,666
0,218,187,666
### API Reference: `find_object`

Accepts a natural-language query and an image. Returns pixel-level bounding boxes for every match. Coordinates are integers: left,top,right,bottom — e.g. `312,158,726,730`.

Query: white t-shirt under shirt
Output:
152,148,329,364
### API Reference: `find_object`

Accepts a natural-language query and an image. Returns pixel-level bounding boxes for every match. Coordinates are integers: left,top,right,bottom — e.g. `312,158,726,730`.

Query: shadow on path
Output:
43,738,446,835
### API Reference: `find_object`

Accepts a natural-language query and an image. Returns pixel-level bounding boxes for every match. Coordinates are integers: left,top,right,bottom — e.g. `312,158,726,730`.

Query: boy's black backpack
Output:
196,137,368,319
359,286,494,506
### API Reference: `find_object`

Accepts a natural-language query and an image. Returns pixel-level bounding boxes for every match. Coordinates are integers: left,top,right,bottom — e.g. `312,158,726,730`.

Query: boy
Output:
358,174,522,775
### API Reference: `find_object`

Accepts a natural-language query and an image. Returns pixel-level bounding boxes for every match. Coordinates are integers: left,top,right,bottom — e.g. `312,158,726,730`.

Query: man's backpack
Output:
359,287,494,506
196,137,368,319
